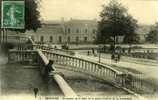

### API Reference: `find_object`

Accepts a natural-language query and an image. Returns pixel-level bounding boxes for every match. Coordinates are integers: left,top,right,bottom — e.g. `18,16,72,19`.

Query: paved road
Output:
77,51,158,66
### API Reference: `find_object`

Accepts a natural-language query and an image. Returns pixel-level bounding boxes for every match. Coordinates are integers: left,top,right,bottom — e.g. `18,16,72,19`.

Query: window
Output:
84,37,87,42
50,36,53,43
76,29,79,33
68,28,71,33
67,37,70,43
59,36,62,43
40,36,44,42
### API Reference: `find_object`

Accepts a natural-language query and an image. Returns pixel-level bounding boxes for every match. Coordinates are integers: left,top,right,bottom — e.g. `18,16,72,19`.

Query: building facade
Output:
64,19,97,44
27,19,98,44
26,19,152,44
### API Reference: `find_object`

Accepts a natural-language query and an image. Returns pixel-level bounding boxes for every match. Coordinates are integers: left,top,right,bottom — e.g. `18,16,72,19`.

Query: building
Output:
64,19,97,44
26,18,153,44
27,20,65,44
27,19,98,44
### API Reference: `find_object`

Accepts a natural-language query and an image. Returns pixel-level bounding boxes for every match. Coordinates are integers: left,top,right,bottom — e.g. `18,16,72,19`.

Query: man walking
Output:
33,87,39,98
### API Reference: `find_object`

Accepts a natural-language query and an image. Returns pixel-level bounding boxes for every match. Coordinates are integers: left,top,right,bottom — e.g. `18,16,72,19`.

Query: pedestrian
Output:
118,53,121,61
87,51,90,56
111,53,115,60
92,48,95,55
54,45,57,49
47,60,54,72
114,55,118,63
33,87,39,98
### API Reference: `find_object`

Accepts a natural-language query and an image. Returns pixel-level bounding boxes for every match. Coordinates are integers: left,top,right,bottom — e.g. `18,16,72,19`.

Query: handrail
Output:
33,44,74,55
37,49,77,97
41,50,122,75
7,35,74,55
9,50,151,99
7,35,121,74
15,44,74,56
7,35,150,99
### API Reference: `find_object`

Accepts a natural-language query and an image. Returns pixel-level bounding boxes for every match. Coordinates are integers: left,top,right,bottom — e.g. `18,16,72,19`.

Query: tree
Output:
24,0,41,32
146,29,158,43
0,0,41,32
123,33,140,44
97,0,138,45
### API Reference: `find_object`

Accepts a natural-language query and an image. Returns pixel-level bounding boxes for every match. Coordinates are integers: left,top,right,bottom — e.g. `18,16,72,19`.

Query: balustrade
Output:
8,35,155,94
9,48,156,94
9,49,121,86
41,50,121,85
9,50,38,64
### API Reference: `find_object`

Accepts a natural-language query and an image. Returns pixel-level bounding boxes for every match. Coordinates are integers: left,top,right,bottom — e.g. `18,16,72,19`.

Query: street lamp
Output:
99,51,101,63
98,45,101,63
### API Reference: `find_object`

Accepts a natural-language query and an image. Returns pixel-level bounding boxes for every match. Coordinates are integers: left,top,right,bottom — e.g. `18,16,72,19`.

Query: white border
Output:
1,1,25,29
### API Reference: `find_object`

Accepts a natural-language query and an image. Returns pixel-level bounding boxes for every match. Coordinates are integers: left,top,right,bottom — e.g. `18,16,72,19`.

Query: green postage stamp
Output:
1,1,25,29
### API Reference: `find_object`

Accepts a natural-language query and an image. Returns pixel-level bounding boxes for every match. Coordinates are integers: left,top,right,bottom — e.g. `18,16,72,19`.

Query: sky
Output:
39,0,158,25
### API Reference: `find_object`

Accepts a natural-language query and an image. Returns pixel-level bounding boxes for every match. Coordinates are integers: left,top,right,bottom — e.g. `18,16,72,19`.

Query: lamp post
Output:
99,51,101,63
98,45,101,63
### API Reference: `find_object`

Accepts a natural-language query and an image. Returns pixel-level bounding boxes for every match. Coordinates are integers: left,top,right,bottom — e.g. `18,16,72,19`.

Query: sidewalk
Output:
78,51,158,66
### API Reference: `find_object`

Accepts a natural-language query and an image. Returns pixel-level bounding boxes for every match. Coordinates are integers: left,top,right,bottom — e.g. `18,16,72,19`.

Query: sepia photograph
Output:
0,0,158,100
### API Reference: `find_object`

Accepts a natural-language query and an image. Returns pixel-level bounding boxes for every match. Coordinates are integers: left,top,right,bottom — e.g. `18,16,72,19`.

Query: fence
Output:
7,35,157,95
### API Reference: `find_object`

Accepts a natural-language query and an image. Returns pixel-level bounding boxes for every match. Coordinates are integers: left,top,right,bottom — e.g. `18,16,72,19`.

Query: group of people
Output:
110,44,122,62
87,46,122,63
111,52,121,62
87,48,97,56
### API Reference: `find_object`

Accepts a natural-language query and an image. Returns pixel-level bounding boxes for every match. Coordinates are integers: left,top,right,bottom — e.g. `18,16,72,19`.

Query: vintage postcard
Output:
0,0,158,100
